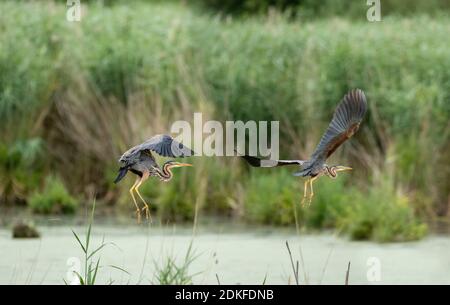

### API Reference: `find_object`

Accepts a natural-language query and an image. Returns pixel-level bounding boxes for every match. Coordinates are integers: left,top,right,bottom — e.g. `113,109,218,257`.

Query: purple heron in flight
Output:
114,135,194,222
239,89,367,206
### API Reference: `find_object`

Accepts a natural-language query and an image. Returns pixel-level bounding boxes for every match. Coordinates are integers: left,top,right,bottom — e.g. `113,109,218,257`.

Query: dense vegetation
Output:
1,0,449,241
198,0,450,17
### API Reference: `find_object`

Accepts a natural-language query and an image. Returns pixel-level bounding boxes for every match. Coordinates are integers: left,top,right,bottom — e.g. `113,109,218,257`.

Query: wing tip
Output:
343,88,367,120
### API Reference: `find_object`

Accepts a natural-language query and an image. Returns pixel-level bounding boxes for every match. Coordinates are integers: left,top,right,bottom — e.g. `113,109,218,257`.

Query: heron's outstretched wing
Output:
120,134,194,163
240,154,305,168
309,89,367,164
140,134,194,157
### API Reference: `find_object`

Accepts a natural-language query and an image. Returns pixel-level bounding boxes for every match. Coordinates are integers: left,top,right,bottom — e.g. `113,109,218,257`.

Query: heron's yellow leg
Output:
301,178,310,207
307,176,319,206
129,177,141,223
135,172,151,221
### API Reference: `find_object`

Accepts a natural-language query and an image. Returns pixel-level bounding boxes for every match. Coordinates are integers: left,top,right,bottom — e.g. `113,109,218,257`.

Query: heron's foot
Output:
141,204,152,223
135,208,142,224
301,195,314,207
301,196,308,208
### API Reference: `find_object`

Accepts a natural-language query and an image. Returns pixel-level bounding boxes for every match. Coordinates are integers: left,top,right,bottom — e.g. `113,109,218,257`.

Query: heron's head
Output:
325,165,352,178
164,161,193,169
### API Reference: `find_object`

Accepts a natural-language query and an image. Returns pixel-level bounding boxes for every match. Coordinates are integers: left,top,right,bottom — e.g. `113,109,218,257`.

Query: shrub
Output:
244,170,299,225
197,0,450,17
243,170,428,242
153,242,198,285
0,138,44,204
198,0,302,14
157,161,200,222
335,176,428,242
29,176,78,214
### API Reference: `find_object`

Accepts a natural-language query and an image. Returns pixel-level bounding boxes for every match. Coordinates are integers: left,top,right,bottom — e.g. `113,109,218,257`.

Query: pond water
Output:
1,222,449,285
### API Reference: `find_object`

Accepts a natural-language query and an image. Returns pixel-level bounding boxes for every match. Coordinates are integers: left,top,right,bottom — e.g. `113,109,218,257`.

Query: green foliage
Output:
153,242,199,285
198,0,302,14
200,158,241,214
157,166,198,222
336,177,428,242
197,0,450,17
29,176,78,214
244,171,427,242
0,1,447,241
244,170,298,225
0,138,44,204
300,177,349,229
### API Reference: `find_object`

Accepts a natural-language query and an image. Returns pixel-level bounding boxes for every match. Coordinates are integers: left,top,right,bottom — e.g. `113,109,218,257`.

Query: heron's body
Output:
114,134,194,222
239,89,367,206
297,164,340,178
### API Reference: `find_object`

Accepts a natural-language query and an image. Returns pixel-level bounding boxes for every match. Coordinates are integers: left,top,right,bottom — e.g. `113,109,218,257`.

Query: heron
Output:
114,134,194,223
239,89,367,206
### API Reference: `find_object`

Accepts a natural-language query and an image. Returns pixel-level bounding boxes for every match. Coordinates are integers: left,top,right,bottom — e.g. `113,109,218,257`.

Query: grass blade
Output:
87,243,108,260
261,273,268,285
108,265,130,275
91,258,101,285
74,272,84,285
285,241,299,285
71,230,86,254
86,223,92,253
345,261,351,285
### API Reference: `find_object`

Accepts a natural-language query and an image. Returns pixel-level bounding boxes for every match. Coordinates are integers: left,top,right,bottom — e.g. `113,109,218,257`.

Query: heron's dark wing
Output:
240,154,305,168
309,89,367,163
119,134,194,163
138,134,194,157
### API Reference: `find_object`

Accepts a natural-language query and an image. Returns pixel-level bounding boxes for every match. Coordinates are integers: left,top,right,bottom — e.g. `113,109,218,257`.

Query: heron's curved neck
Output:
325,165,337,178
157,162,174,181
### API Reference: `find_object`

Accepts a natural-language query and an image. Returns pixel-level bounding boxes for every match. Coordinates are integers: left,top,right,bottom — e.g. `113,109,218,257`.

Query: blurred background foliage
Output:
197,0,450,18
0,0,449,241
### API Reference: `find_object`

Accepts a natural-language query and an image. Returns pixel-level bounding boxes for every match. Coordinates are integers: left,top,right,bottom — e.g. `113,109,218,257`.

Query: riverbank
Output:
1,224,449,285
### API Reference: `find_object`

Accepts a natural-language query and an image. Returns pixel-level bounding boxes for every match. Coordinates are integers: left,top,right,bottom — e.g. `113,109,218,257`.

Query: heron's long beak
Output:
175,163,193,167
338,166,352,172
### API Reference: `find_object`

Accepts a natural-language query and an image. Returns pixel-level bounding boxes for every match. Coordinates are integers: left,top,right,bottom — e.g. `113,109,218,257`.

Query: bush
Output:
198,0,302,14
29,176,78,214
0,138,44,204
244,170,299,225
243,170,428,242
197,0,450,17
335,176,428,242
156,159,202,222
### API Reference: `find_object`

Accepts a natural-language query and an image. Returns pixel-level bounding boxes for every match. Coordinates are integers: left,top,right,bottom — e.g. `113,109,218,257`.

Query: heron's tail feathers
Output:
237,152,305,168
114,167,128,184
293,161,313,176
293,170,309,177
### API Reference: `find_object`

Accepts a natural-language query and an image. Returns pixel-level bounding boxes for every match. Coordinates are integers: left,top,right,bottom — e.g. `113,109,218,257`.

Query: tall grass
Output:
69,201,128,285
197,0,450,18
152,241,200,285
0,1,448,240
